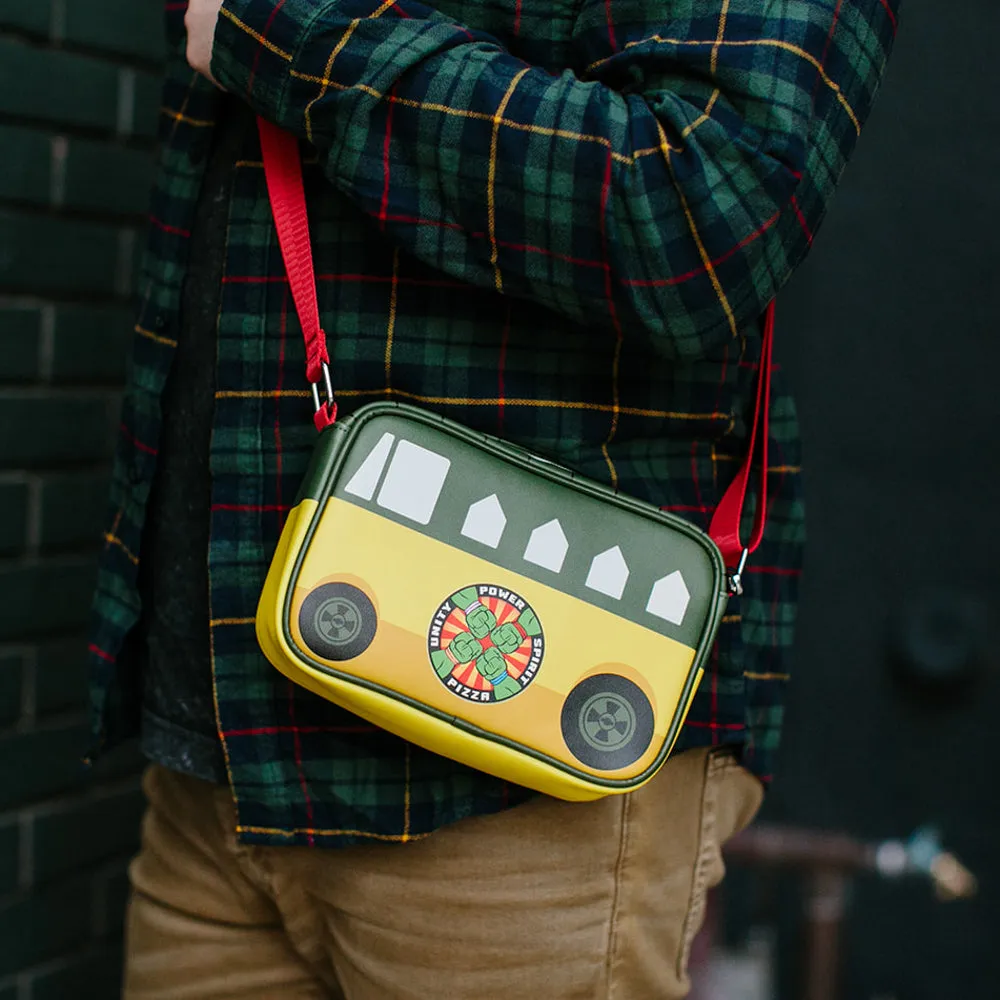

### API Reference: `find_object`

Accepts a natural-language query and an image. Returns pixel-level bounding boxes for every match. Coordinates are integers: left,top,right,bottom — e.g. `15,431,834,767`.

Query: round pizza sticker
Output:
428,585,545,703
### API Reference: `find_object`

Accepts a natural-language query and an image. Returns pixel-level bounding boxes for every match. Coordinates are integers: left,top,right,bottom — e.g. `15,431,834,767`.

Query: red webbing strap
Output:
708,300,774,591
258,116,772,586
257,117,337,432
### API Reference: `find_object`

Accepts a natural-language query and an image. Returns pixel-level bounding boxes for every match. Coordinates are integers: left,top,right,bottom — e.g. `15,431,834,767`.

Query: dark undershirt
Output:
136,102,252,784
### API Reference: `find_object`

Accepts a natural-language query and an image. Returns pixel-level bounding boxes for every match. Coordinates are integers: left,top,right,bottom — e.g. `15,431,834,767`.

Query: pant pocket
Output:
676,749,763,978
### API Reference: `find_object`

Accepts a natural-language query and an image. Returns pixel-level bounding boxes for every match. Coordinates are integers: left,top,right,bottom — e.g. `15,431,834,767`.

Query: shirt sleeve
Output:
211,0,897,360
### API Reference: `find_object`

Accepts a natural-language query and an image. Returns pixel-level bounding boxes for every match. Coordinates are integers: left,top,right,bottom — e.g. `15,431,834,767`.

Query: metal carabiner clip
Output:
310,361,335,414
310,362,338,431
728,547,750,597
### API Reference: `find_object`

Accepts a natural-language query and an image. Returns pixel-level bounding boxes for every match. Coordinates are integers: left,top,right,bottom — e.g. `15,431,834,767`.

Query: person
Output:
88,0,898,996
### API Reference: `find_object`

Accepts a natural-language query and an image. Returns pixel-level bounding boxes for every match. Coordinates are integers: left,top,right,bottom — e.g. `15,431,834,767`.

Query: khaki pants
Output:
123,749,761,999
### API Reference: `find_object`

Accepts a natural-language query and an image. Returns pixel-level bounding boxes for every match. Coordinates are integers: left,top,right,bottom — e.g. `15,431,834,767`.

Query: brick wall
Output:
0,2,164,995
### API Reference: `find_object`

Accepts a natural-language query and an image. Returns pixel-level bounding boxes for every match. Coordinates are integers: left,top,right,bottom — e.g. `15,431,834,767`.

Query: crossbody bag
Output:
254,118,773,801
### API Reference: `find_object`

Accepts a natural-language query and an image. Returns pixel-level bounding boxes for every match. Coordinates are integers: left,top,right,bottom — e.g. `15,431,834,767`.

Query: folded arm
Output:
211,0,897,359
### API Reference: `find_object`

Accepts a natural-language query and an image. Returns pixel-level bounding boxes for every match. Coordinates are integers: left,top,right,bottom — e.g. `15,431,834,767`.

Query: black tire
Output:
560,673,655,772
298,583,377,661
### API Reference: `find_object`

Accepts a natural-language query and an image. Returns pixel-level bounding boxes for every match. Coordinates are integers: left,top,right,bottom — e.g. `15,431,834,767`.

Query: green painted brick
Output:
64,0,166,63
30,944,124,1000
39,471,109,551
0,651,22,726
131,230,146,291
132,71,163,140
88,741,146,785
0,213,130,298
0,126,51,205
0,128,156,216
0,394,114,466
63,140,154,217
0,721,90,811
0,558,99,642
0,821,18,894
0,307,41,382
36,639,89,717
0,480,28,556
32,787,144,884
51,306,132,384
0,875,91,976
98,864,132,941
0,669,20,726
0,0,51,36
0,39,119,132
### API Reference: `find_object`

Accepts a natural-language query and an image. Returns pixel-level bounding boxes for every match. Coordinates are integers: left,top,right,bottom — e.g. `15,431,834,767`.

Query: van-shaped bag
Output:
257,402,730,800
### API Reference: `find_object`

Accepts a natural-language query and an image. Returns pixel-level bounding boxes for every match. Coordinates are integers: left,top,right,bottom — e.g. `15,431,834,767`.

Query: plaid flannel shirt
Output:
88,0,897,846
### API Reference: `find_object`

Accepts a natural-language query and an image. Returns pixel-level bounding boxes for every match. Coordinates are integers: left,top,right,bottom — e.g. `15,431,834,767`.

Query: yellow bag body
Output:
257,402,728,801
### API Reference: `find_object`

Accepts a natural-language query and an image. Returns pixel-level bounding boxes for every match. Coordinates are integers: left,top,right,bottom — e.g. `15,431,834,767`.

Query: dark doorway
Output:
762,1,1000,996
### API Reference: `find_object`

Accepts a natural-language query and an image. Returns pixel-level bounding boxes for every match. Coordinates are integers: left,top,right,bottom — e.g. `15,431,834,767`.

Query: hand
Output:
449,633,483,665
185,0,226,85
489,622,523,655
475,647,508,683
464,605,497,640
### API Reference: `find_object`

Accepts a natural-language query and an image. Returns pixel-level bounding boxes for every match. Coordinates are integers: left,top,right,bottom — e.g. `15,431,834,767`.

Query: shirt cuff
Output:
212,0,320,124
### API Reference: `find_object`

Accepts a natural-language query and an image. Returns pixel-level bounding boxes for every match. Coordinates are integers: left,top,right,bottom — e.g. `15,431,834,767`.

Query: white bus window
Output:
585,545,629,600
461,494,507,548
523,518,568,573
345,432,395,501
646,571,691,625
376,439,451,525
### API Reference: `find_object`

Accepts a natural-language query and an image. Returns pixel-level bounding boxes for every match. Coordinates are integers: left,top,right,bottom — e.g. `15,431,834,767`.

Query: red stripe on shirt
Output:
120,424,158,455
685,720,745,731
790,195,814,245
604,0,618,50
88,643,116,664
379,85,398,228
148,215,191,238
224,725,378,737
247,0,286,94
625,211,782,288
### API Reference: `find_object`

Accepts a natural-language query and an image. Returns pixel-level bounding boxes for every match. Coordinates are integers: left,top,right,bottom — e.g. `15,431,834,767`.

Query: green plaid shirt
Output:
88,0,897,846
